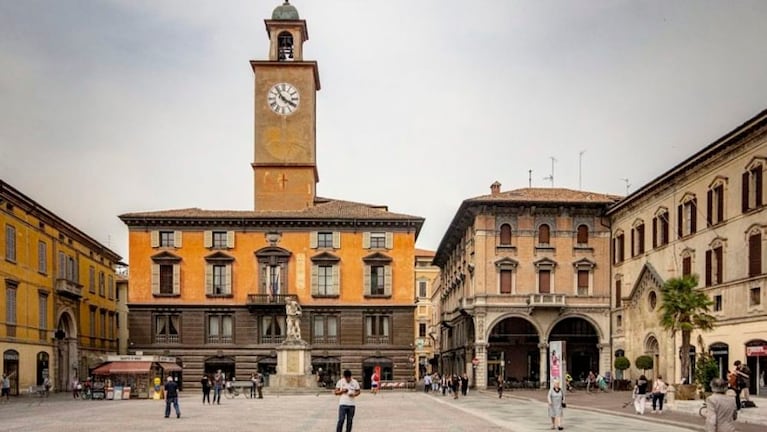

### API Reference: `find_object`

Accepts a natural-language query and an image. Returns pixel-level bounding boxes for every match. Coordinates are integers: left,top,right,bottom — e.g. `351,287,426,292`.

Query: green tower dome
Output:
272,1,299,20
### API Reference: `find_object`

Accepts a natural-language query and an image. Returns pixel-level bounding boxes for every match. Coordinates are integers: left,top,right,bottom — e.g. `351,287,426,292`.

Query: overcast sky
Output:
2,0,767,261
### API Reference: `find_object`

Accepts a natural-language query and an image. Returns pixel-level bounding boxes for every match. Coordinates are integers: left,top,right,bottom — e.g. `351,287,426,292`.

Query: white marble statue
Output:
286,299,302,341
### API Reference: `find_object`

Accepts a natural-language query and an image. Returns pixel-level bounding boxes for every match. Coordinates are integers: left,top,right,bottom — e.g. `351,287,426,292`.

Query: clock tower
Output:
252,1,320,211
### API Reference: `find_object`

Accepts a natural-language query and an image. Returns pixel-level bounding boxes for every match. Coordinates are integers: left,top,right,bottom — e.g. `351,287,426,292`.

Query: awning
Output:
92,361,153,376
158,362,182,372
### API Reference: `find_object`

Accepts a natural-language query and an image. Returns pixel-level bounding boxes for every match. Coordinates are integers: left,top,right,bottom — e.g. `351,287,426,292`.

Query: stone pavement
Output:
0,388,763,432
496,387,767,431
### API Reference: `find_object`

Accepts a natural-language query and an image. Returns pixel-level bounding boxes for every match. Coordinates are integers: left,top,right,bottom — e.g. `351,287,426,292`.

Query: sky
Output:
2,0,767,261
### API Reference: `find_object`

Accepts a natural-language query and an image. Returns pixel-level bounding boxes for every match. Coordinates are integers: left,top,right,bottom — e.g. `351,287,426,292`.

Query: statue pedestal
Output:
271,339,315,388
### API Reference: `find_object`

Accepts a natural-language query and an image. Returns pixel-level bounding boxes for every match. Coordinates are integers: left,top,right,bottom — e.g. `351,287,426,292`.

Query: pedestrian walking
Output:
200,374,211,404
213,369,223,404
496,375,504,399
705,377,737,432
651,375,667,414
451,374,460,399
334,369,360,432
2,372,14,401
461,373,469,396
43,376,51,397
547,379,564,430
256,372,264,399
423,373,431,393
633,375,648,415
71,377,81,399
370,370,380,395
250,373,258,398
163,376,181,419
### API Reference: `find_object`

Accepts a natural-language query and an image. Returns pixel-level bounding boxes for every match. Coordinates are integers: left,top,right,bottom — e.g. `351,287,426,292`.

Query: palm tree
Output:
659,275,716,383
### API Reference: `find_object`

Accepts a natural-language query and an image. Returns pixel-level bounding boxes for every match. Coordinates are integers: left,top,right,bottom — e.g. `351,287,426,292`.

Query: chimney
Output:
490,181,501,196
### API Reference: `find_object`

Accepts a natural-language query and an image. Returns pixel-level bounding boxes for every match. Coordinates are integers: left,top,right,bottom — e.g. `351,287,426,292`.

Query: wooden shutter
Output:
715,247,723,284
638,224,645,254
174,231,182,247
615,279,622,308
500,269,512,294
225,264,232,294
706,189,713,226
619,235,625,262
630,229,635,257
749,233,762,277
756,166,763,207
332,264,340,295
690,199,697,234
742,171,750,212
539,225,550,244
577,270,589,289
577,225,588,245
362,232,371,249
311,264,318,296
226,231,235,248
385,232,393,249
363,265,371,295
151,263,160,294
652,217,658,249
203,231,212,248
150,231,159,248
384,265,392,296
662,217,669,245
172,264,181,294
705,250,712,287
677,205,684,237
205,263,213,294
332,232,341,249
682,256,691,277
716,185,724,223
310,232,318,249
500,224,512,245
538,270,550,293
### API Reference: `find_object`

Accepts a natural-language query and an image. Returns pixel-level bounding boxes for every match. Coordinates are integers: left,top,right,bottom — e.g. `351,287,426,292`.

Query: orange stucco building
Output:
120,1,423,388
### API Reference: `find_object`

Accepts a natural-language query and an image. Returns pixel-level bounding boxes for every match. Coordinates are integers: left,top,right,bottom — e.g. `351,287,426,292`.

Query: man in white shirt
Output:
334,369,361,432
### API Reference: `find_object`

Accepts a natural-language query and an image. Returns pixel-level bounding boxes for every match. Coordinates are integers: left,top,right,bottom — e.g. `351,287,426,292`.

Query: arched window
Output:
538,224,550,245
277,31,294,61
576,225,588,245
499,224,512,246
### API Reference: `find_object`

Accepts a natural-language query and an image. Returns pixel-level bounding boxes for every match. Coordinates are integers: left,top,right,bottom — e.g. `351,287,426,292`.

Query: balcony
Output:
246,294,296,308
55,278,83,299
527,293,566,310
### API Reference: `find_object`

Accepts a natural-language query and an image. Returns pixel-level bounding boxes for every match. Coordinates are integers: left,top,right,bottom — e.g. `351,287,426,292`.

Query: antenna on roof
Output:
528,169,532,188
543,156,556,187
620,178,631,195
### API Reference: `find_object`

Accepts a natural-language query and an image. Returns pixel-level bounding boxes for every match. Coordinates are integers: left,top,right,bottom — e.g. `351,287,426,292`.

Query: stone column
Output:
598,343,611,378
475,343,487,389
539,342,549,389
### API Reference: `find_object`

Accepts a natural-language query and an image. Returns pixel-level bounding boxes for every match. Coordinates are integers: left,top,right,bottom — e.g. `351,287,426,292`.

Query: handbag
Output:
561,402,567,408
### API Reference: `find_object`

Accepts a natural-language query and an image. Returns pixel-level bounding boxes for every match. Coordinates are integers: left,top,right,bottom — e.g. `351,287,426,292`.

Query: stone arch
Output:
547,315,603,382
486,315,543,387
54,308,78,392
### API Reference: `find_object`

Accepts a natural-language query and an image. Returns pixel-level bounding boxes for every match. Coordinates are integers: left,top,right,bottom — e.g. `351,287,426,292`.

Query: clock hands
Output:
277,91,297,108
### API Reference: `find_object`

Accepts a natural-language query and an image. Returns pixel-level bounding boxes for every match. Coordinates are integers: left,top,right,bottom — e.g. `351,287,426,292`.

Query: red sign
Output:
746,345,767,357
472,358,479,366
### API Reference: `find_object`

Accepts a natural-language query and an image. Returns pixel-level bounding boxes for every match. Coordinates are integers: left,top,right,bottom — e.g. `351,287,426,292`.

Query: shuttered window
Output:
577,270,589,295
749,233,762,277
500,269,512,294
499,224,512,246
538,270,551,294
576,225,589,245
538,224,551,244
38,241,47,273
707,185,725,226
615,279,622,308
682,255,692,277
4,224,16,262
743,165,763,213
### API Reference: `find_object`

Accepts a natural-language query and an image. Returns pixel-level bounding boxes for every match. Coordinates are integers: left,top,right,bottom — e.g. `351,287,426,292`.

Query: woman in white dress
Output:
547,379,565,430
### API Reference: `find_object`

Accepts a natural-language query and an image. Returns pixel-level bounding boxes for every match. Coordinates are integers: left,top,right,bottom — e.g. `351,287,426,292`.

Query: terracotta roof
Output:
119,197,423,221
468,187,622,204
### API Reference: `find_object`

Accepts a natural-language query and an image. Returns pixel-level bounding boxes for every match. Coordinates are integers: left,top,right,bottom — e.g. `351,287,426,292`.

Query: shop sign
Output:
746,345,767,357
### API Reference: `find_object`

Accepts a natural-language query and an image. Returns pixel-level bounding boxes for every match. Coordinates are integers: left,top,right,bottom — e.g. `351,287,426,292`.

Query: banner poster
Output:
549,341,566,389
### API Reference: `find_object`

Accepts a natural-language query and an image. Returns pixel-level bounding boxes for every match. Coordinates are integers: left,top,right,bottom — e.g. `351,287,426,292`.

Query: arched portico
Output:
54,308,78,392
547,315,605,383
486,315,542,388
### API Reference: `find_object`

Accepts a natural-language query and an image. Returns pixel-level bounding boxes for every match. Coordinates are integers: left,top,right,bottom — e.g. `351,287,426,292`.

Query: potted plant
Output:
613,356,631,390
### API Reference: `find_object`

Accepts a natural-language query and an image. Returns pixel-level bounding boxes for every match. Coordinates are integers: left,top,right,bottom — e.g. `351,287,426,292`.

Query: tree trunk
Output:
680,331,691,383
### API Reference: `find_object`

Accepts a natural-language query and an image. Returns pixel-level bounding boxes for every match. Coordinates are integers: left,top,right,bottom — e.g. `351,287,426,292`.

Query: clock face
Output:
267,83,300,115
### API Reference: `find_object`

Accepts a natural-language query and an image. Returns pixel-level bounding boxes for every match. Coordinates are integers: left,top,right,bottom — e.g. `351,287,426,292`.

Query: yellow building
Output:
1,180,121,395
120,1,424,389
414,248,439,378
608,109,767,395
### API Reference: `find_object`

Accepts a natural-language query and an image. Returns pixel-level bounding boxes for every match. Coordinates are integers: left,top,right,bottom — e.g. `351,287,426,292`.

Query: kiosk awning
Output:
92,361,153,375
159,362,182,372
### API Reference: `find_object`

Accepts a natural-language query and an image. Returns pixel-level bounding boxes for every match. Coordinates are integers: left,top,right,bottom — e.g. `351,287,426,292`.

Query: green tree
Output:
614,356,630,380
659,275,716,383
635,355,654,375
